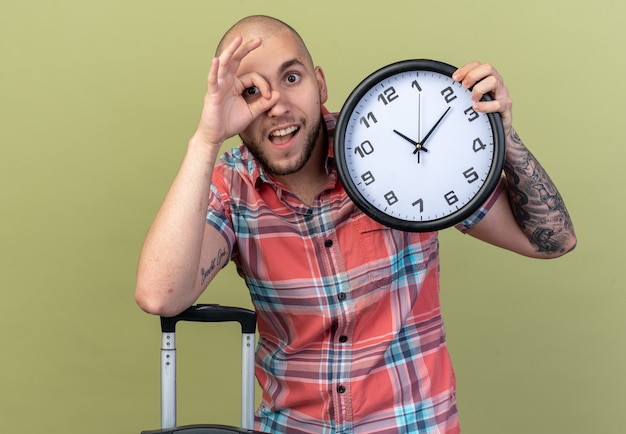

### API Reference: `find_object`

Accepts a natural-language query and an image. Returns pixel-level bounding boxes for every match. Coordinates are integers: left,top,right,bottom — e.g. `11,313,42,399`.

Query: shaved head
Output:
216,15,314,68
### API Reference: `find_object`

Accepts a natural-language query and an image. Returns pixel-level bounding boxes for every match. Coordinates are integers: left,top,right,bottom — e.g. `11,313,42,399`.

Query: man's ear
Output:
315,66,328,104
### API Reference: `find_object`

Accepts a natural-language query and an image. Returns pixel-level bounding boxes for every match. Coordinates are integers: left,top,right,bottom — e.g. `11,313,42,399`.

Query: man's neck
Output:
273,132,330,206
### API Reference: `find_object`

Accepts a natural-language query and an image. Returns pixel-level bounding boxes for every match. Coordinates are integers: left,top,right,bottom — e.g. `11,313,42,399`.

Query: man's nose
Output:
267,91,289,117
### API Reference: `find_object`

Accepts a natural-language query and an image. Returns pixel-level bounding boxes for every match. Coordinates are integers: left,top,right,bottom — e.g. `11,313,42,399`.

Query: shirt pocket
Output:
351,213,395,288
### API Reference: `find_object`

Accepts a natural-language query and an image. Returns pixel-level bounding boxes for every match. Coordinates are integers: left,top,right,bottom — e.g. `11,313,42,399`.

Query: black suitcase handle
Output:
160,304,256,334
142,423,264,433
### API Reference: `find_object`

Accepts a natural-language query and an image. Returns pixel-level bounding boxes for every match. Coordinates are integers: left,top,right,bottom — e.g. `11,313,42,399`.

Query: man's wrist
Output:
187,134,223,160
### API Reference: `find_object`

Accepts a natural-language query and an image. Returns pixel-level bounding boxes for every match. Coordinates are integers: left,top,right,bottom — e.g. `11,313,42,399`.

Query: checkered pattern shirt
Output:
206,111,499,433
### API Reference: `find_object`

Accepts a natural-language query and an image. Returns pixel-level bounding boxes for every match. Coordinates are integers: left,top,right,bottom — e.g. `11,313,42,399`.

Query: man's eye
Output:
243,87,260,98
286,73,300,84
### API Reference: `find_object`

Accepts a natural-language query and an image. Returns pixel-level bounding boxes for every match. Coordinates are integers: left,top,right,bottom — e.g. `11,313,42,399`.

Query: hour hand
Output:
393,129,429,153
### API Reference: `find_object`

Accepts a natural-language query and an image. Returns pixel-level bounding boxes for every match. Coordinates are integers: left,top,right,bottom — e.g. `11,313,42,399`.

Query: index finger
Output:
208,36,263,90
219,36,262,66
214,37,261,76
452,61,480,84
453,61,501,90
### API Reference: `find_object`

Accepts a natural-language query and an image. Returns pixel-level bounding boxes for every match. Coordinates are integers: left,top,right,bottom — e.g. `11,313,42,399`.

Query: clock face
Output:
334,59,505,232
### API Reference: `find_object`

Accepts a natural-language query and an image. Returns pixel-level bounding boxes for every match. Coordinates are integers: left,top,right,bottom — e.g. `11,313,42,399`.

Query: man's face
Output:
235,30,328,177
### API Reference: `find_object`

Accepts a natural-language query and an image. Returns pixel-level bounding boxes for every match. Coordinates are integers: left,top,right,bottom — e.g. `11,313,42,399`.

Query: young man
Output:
136,15,576,433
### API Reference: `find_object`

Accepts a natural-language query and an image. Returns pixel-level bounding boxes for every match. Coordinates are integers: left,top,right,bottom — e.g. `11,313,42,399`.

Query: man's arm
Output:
467,128,576,258
453,62,576,258
135,36,280,316
134,140,228,317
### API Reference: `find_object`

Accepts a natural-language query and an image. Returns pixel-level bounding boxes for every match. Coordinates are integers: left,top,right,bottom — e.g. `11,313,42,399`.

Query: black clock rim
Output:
333,59,506,232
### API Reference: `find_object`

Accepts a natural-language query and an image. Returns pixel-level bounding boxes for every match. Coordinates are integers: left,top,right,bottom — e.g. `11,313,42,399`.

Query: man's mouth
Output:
269,125,299,145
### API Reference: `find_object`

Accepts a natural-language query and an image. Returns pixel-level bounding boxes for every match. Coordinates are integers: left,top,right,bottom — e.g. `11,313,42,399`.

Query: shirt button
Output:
324,239,333,248
337,292,347,301
339,335,348,343
337,385,346,394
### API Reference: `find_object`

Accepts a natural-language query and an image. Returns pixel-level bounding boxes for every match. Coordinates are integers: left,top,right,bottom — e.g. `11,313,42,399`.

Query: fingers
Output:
236,71,271,99
470,74,509,114
453,62,511,110
454,62,503,98
208,36,263,90
207,56,220,90
248,89,281,119
453,61,488,90
197,35,279,144
207,36,243,89
453,61,513,133
219,36,262,77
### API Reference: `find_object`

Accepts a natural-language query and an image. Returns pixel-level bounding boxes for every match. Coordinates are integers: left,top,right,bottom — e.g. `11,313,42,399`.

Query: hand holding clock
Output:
453,61,513,135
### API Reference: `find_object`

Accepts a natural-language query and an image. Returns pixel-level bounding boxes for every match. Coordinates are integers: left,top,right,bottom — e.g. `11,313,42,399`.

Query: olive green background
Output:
1,0,622,432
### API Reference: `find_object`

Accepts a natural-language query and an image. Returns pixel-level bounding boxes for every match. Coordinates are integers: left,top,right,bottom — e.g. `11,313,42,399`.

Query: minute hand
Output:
414,106,451,154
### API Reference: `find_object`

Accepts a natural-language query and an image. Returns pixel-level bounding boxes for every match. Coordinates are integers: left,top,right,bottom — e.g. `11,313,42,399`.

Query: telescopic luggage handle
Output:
161,304,257,334
158,304,257,431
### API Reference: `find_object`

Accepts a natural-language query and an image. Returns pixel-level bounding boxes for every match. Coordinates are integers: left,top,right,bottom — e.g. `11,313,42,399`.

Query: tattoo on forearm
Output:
200,248,228,285
504,129,575,255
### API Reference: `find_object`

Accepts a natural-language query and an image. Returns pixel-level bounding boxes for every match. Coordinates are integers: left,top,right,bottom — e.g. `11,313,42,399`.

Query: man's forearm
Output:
503,128,576,256
135,138,223,315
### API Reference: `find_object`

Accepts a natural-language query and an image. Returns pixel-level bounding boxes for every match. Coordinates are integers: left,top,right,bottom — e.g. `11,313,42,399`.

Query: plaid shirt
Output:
206,111,499,433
